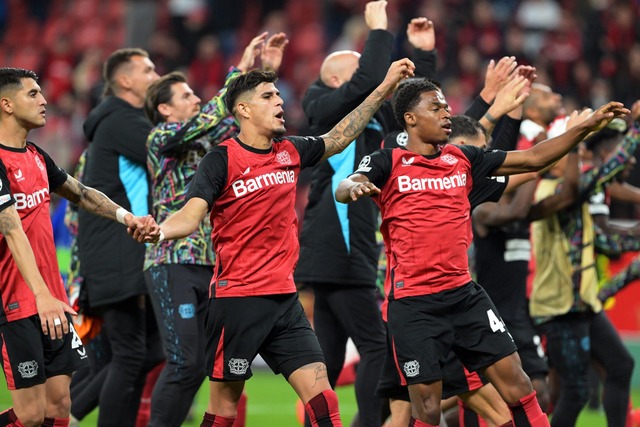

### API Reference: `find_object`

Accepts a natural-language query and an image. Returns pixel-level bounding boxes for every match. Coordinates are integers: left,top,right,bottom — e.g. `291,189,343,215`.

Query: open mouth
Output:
442,122,452,134
275,111,285,123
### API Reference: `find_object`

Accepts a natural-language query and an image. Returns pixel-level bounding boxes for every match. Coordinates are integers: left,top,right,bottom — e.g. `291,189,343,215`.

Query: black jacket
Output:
295,30,437,287
78,96,152,307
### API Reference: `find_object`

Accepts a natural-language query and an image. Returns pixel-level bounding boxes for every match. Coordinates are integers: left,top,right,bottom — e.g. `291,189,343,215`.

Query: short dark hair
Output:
0,68,38,95
102,48,149,97
392,78,440,129
450,115,485,140
144,71,187,124
225,69,278,118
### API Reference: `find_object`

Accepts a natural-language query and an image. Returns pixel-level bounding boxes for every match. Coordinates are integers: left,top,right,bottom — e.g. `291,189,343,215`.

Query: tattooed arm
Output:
0,205,75,339
54,175,159,237
320,58,415,160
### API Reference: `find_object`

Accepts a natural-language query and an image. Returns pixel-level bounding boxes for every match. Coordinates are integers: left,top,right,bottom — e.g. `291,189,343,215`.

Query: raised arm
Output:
320,58,415,159
0,205,75,339
494,101,630,175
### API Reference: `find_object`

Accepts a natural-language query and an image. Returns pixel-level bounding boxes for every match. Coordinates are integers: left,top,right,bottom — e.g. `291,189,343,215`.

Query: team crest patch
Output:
17,360,38,379
440,154,458,165
396,131,408,147
403,360,420,378
34,156,45,171
276,150,292,165
356,156,372,173
228,358,249,375
178,303,195,319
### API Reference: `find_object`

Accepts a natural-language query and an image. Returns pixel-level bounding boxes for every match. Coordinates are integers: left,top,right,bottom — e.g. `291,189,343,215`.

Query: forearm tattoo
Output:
0,209,20,235
323,89,385,158
57,176,118,220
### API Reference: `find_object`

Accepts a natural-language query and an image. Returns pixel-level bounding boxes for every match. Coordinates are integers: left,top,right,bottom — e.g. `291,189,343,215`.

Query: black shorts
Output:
0,314,88,390
204,292,324,381
507,315,548,379
387,282,516,386
377,326,488,401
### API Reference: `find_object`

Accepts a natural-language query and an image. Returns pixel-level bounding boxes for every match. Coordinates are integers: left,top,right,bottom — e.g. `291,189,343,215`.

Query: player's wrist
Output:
116,207,132,225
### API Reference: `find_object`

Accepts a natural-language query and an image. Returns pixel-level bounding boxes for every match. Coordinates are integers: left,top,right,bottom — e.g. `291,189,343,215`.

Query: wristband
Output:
158,230,165,243
484,111,498,125
116,207,131,225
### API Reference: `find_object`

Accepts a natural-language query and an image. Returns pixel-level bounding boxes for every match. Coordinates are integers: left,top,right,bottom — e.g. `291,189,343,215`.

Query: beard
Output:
273,126,286,137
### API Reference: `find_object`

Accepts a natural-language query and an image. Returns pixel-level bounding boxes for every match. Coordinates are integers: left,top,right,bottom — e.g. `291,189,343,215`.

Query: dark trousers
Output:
145,264,211,427
96,295,164,427
307,285,386,427
537,311,634,427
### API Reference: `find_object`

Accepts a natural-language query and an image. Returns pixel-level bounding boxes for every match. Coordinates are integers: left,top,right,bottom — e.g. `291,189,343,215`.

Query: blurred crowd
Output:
0,0,638,175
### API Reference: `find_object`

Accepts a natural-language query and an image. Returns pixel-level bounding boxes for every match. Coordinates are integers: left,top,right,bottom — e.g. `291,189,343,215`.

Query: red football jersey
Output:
0,143,68,323
187,136,324,297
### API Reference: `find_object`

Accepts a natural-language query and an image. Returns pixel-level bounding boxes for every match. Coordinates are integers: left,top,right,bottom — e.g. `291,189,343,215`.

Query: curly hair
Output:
225,69,278,118
392,78,440,129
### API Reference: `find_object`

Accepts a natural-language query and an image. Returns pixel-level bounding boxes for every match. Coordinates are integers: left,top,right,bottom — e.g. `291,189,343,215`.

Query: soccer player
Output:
142,31,287,427
138,59,415,427
76,47,163,427
336,77,628,427
0,67,156,427
296,3,437,424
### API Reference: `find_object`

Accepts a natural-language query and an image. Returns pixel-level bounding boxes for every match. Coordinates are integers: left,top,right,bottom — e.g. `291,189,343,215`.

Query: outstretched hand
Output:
348,180,381,201
480,56,517,103
407,17,435,51
491,75,530,117
261,32,289,72
581,102,630,133
365,0,388,30
237,32,269,72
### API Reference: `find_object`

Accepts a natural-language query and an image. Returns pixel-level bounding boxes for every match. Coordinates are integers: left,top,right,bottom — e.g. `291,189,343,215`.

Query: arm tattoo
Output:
56,176,119,221
0,208,21,235
322,88,385,159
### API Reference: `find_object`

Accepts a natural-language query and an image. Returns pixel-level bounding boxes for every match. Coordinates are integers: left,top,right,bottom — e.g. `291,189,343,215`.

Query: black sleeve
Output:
288,136,326,169
33,144,68,191
489,116,522,152
469,175,509,210
352,148,393,189
382,131,408,149
302,30,393,130
464,96,491,121
0,159,16,212
186,147,228,211
413,48,437,80
457,145,509,209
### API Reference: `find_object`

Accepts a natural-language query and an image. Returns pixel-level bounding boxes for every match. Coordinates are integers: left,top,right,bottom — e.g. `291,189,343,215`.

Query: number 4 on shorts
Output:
487,309,505,333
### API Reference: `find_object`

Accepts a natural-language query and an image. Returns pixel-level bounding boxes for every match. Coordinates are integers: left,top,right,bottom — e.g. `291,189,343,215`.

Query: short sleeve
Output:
352,148,393,189
288,136,326,169
469,175,509,210
33,144,68,191
0,159,15,212
186,148,228,211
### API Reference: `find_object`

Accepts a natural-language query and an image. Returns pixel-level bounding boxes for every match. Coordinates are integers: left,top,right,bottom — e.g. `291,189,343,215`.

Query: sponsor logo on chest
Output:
14,188,49,210
231,169,296,197
397,171,467,192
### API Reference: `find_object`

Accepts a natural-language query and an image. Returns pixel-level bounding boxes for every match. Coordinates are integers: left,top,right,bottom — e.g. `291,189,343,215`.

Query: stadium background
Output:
2,0,640,425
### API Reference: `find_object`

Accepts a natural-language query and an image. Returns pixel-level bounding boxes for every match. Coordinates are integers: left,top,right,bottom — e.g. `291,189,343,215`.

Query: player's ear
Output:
0,97,13,115
404,111,416,127
157,103,171,119
237,102,250,119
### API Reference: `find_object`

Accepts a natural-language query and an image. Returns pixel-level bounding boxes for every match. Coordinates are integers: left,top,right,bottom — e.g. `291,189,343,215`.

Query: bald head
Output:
320,51,361,89
523,83,563,126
